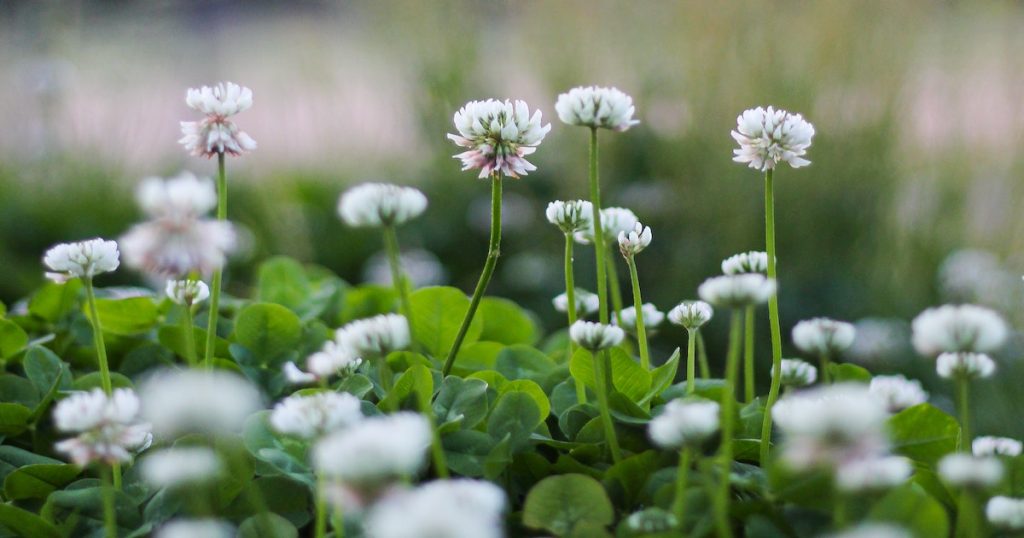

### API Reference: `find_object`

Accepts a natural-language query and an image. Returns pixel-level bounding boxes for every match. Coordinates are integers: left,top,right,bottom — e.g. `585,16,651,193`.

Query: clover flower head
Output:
545,200,593,234
140,447,222,489
615,303,665,334
792,317,856,356
137,172,217,219
270,391,364,439
156,519,235,538
52,388,152,466
938,453,1004,489
364,479,506,538
822,524,911,538
721,251,769,275
668,300,714,330
336,314,410,358
973,436,1023,457
569,320,625,351
835,456,913,493
139,370,262,437
553,289,600,317
555,86,640,131
288,340,365,386
447,99,550,179
731,106,814,171
574,207,639,245
987,496,1024,530
868,375,927,413
618,221,652,257
313,412,431,486
179,82,256,158
847,318,909,365
43,238,120,283
936,352,996,380
773,358,817,387
647,399,720,449
338,183,428,228
698,274,777,309
165,279,210,306
911,304,1008,357
625,508,677,534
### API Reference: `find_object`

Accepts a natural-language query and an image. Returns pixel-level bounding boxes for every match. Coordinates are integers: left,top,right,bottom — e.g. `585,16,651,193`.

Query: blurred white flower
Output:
364,479,507,538
667,300,714,330
179,82,256,158
846,318,909,365
313,412,431,485
868,375,927,413
447,99,550,179
338,183,428,228
574,207,639,245
721,251,769,275
697,274,776,309
936,352,996,380
285,340,364,385
647,399,720,449
618,222,652,257
139,370,262,437
987,496,1024,530
140,447,222,489
553,289,600,317
53,388,151,466
731,106,814,171
569,320,625,351
165,279,210,306
791,318,856,356
136,171,217,218
555,86,639,132
270,392,364,439
973,436,1023,457
773,358,817,387
624,508,677,534
156,519,235,538
545,200,593,234
364,249,446,288
939,249,1019,310
911,304,1008,357
43,238,120,283
336,314,410,358
835,456,912,492
938,453,1003,489
615,304,664,334
822,524,911,538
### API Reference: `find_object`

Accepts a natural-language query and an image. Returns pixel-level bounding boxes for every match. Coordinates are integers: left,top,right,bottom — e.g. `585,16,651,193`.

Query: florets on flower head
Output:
574,207,638,245
868,375,927,413
668,300,714,330
974,436,1023,457
52,388,152,466
911,304,1008,357
338,183,428,228
792,318,856,356
835,456,913,493
139,369,261,437
140,447,223,489
618,222,652,257
313,412,431,487
336,314,410,358
555,86,640,131
43,238,120,283
545,200,593,234
364,479,507,538
647,399,720,449
731,106,814,171
615,304,665,334
179,82,256,158
553,289,600,317
936,352,996,380
938,453,1004,489
773,358,817,387
448,99,550,179
822,524,911,538
698,274,777,309
569,320,625,351
155,519,235,538
165,279,210,306
721,251,769,275
987,496,1024,530
270,391,364,439
284,340,364,385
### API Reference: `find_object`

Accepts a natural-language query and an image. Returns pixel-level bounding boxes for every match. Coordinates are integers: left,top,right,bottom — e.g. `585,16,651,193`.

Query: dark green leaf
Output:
889,403,958,465
433,376,490,430
522,474,614,536
238,512,299,538
3,463,81,500
487,392,541,453
0,503,61,538
233,303,303,362
869,483,949,538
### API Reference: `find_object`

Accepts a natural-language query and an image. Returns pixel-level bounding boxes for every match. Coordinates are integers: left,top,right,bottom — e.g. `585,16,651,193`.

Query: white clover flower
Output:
614,304,665,334
822,524,911,538
936,352,996,380
156,519,235,538
987,496,1024,530
668,300,714,330
120,173,235,277
43,238,120,283
555,86,639,132
270,392,364,439
574,207,639,245
973,436,1023,457
165,279,210,306
139,370,262,437
618,222,652,257
846,318,908,365
364,479,506,538
52,389,152,466
336,314,410,358
773,358,817,387
285,340,364,385
179,82,256,158
938,453,1004,489
553,289,600,317
140,447,222,489
868,375,927,413
338,183,428,228
721,251,769,275
911,304,1008,357
731,106,814,171
569,320,625,351
791,318,856,357
447,99,550,179
697,274,777,309
647,399,720,449
625,509,677,534
545,200,593,234
363,249,446,288
835,456,913,493
313,412,431,485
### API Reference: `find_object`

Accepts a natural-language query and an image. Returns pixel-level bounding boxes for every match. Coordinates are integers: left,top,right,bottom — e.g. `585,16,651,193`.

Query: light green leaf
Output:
0,318,28,360
379,364,433,411
523,474,614,536
256,256,312,310
570,348,651,403
640,347,680,405
233,303,303,362
889,403,959,465
28,280,82,322
501,379,551,422
0,402,32,436
84,296,159,336
479,297,539,345
869,483,949,538
238,512,299,538
496,345,557,385
410,286,483,358
828,362,872,383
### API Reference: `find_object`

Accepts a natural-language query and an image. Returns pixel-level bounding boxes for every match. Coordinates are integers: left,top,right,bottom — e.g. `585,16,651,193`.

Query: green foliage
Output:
410,286,484,358
233,303,303,362
84,296,159,336
523,474,614,536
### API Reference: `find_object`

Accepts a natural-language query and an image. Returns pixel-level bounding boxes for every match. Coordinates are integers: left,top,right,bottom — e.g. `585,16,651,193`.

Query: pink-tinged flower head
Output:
731,106,814,171
447,99,550,179
52,388,152,466
179,82,256,158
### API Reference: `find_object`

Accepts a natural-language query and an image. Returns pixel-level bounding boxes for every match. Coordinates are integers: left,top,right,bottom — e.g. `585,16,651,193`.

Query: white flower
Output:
625,509,677,534
313,412,431,485
618,222,652,257
338,183,428,228
697,274,777,308
136,171,217,218
553,289,600,317
911,304,1008,357
835,456,913,492
156,519,235,538
822,524,911,538
569,320,625,351
448,99,550,179
165,279,210,306
286,340,364,385
773,359,817,387
614,304,665,333
648,399,720,449
545,200,593,234
936,352,996,379
846,318,908,365
868,375,927,413
336,314,410,358
987,496,1024,530
721,251,769,275
270,392,364,439
364,479,506,538
179,82,256,158
667,300,714,330
938,453,1004,489
574,207,638,245
140,447,222,489
731,106,814,171
973,436,1023,457
792,318,856,356
52,389,152,466
555,86,640,132
43,238,120,283
139,370,262,437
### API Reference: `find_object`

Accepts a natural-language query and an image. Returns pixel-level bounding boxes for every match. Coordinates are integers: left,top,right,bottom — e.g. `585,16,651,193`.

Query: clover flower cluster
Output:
791,317,856,356
867,374,928,412
313,412,431,491
647,399,720,449
447,99,550,179
721,251,769,275
545,200,593,234
569,320,625,351
697,274,776,309
667,300,714,330
165,279,210,306
52,388,152,466
338,182,428,228
139,369,262,437
364,479,507,538
140,446,223,489
731,106,815,171
179,82,256,158
43,238,120,283
552,288,600,317
285,313,409,384
615,304,664,333
773,358,817,388
938,453,1004,489
555,86,639,132
574,207,639,245
617,221,652,257
270,391,364,439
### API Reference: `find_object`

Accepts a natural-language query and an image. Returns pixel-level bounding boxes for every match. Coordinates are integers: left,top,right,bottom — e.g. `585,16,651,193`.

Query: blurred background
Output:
2,1,1024,431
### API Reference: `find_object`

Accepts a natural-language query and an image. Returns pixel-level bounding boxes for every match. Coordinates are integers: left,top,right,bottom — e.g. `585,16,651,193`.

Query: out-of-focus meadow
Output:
3,1,1024,431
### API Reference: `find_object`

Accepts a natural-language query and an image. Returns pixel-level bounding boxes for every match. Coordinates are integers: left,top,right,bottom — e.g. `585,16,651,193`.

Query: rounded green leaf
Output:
239,512,298,538
487,391,541,452
523,474,614,536
869,483,949,537
233,303,303,362
0,318,28,360
479,297,539,345
85,296,159,336
3,463,80,500
889,403,959,465
433,376,490,430
410,286,483,358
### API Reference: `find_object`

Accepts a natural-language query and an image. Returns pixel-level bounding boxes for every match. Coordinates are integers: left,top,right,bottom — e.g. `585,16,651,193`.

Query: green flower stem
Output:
819,353,833,384
672,447,693,527
686,329,697,394
833,491,848,529
379,358,394,396
625,255,651,370
697,331,711,379
314,475,328,538
606,250,625,325
759,168,783,467
101,465,116,538
593,349,623,463
743,306,755,402
564,235,586,404
715,310,743,538
587,128,609,325
204,152,228,369
383,225,416,343
331,507,346,538
957,376,971,452
181,305,198,367
955,491,980,538
82,278,112,395
442,174,502,376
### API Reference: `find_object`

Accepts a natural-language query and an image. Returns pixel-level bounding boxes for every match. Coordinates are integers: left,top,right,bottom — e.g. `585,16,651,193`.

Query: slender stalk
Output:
442,174,502,375
715,311,742,538
101,465,116,538
204,152,228,369
819,352,833,384
625,255,651,370
587,128,609,325
425,413,450,479
593,349,623,463
957,376,971,452
83,278,112,394
383,225,416,342
955,491,980,538
686,329,697,394
314,475,328,538
743,307,755,402
833,491,848,529
673,447,693,527
759,168,783,467
181,305,198,367
564,236,586,404
379,358,394,395
331,507,346,538
606,250,625,325
697,330,711,379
